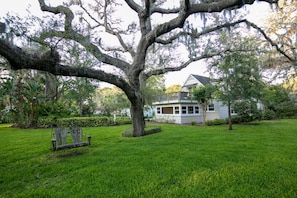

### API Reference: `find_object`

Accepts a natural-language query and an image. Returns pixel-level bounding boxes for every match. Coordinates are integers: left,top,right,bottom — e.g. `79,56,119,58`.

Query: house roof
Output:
191,74,211,86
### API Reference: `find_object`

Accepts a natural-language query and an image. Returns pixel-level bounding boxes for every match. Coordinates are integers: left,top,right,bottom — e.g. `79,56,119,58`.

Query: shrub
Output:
230,115,241,124
233,100,261,123
115,117,132,125
190,120,197,126
262,110,277,120
251,109,263,121
275,102,297,119
37,117,57,128
205,119,226,126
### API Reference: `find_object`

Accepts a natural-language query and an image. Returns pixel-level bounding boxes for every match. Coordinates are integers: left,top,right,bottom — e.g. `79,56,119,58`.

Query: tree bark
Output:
130,94,145,137
202,103,207,124
227,100,233,130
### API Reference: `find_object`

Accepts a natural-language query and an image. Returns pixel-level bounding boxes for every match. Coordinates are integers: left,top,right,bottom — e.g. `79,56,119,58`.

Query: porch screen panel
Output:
162,107,174,114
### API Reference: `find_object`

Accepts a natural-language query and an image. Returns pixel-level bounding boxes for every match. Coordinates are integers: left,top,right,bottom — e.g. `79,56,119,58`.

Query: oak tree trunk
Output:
130,94,145,137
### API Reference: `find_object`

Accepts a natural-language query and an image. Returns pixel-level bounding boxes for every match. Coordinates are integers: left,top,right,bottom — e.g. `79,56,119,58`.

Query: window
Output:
162,107,173,114
208,104,215,111
174,106,180,114
195,106,199,114
188,106,194,114
182,106,187,114
231,106,236,114
177,105,199,114
157,107,161,114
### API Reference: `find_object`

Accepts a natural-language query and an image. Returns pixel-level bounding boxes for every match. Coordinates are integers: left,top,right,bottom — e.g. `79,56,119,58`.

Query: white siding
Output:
183,75,197,87
218,102,229,119
205,100,224,120
180,115,202,124
205,112,221,121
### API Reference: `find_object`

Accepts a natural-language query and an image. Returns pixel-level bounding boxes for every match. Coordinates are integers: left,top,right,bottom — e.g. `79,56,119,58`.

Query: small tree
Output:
192,84,216,124
210,50,263,130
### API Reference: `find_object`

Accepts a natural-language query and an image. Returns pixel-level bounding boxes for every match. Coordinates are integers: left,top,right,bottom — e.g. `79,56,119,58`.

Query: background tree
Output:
62,43,99,117
141,75,166,106
0,0,278,136
264,0,297,70
260,83,297,119
209,34,263,130
0,73,14,123
192,84,216,124
63,77,97,117
0,69,47,127
24,77,43,127
96,87,130,116
165,84,182,94
261,84,290,111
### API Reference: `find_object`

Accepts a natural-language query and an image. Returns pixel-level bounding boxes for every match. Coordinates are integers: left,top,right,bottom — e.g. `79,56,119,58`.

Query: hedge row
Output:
37,116,131,128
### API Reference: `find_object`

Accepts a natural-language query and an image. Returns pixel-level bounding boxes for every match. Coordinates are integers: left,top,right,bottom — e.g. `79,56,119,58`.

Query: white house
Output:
121,106,155,118
152,74,232,124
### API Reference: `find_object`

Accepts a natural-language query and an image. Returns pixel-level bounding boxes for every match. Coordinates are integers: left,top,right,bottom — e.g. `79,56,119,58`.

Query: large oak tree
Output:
0,0,278,136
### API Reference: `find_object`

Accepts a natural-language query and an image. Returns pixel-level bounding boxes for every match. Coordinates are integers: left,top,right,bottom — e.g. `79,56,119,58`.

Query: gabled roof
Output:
181,74,211,90
191,74,211,86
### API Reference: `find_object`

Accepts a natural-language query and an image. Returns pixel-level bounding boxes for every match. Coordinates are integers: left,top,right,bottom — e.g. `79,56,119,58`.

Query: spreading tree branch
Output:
143,49,235,79
38,0,74,31
37,0,132,72
124,0,142,13
145,18,297,79
0,38,134,98
243,20,297,65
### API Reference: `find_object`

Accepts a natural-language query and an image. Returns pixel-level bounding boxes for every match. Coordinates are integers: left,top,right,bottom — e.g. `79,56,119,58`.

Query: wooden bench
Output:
51,127,91,151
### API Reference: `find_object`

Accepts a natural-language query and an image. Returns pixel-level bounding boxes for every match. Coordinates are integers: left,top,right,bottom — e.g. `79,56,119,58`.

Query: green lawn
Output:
1,120,297,197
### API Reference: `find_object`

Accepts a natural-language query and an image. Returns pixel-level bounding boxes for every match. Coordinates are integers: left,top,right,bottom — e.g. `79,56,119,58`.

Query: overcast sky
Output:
0,0,274,87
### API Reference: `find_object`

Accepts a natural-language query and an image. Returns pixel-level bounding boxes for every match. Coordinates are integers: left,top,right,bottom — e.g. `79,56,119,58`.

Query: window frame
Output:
207,104,215,112
174,106,180,114
188,106,194,114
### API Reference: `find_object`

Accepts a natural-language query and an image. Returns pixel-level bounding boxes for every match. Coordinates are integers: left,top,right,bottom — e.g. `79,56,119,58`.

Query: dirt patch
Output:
57,150,86,158
48,149,87,159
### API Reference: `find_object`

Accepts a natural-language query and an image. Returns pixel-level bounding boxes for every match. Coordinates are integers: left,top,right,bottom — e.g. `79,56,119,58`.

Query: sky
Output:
0,0,274,87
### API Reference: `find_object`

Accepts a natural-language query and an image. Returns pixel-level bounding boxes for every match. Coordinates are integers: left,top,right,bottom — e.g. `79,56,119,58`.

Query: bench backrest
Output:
54,128,68,146
70,127,82,144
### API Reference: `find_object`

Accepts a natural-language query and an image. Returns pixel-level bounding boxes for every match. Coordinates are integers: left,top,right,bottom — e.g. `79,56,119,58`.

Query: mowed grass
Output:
1,120,297,197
